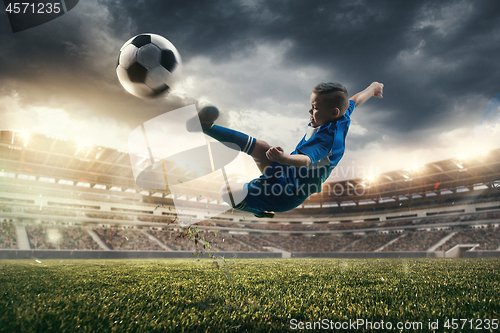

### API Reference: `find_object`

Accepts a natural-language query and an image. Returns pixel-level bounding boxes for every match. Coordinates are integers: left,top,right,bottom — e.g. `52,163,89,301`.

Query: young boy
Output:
193,82,384,218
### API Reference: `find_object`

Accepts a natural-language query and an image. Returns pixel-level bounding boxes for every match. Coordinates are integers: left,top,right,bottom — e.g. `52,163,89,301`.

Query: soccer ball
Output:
116,33,182,99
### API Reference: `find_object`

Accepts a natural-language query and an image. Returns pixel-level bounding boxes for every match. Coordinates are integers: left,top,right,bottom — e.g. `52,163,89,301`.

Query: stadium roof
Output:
310,149,500,205
1,130,499,207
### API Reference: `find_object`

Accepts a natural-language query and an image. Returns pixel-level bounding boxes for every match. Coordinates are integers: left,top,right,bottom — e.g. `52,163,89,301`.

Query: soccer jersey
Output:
289,99,356,192
241,100,356,217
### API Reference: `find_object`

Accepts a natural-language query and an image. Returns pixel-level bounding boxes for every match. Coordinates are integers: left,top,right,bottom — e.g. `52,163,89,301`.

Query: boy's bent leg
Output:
189,106,274,174
249,139,273,174
204,125,273,174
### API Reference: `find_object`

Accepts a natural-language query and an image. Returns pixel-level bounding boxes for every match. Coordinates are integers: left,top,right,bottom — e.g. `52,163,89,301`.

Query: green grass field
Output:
1,258,499,332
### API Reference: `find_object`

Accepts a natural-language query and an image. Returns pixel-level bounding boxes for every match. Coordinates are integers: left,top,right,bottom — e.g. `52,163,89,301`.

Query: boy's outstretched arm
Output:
349,82,384,107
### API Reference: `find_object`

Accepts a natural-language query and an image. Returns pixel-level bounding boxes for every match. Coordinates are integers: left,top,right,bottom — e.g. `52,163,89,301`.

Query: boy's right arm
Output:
266,146,311,167
349,82,384,107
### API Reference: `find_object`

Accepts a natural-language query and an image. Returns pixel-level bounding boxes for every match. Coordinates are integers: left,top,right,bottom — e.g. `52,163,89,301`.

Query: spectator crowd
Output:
26,225,100,250
0,221,17,249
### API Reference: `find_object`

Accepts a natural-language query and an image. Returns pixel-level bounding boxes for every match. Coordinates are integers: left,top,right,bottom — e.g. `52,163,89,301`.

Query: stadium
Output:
1,130,500,259
1,130,500,331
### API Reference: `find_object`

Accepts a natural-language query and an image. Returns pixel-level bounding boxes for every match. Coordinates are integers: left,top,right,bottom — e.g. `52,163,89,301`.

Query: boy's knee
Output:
255,139,271,151
251,140,272,164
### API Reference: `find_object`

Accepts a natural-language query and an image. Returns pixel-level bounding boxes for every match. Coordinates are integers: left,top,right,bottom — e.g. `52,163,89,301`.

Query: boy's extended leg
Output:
189,106,276,218
206,125,276,218
205,125,273,174
191,106,274,174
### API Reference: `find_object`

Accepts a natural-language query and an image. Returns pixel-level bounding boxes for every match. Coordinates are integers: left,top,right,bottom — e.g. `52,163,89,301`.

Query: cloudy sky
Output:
1,0,500,181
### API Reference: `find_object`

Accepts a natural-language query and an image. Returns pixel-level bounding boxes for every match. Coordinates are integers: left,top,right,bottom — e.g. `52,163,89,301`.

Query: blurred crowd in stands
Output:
147,229,259,252
148,229,194,251
14,223,500,253
231,234,272,251
437,226,500,251
137,216,175,223
26,225,100,250
252,234,364,253
2,200,499,231
2,203,500,252
86,212,132,221
384,230,450,251
27,225,58,249
0,222,17,249
344,233,401,252
212,233,256,252
233,212,500,231
93,228,162,251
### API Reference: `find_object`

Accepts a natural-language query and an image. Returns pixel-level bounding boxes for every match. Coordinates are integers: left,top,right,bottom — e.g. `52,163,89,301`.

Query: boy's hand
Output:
266,146,285,163
370,82,384,98
350,82,384,107
266,146,312,167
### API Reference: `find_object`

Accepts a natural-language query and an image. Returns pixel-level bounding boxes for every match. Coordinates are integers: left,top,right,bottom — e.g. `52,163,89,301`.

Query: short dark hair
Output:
312,82,349,116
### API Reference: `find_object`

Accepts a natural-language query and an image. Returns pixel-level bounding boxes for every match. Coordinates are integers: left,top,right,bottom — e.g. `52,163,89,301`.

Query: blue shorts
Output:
235,161,309,217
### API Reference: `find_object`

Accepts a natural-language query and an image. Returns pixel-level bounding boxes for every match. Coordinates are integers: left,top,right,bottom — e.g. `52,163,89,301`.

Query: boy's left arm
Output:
265,81,384,167
349,82,384,107
266,146,311,167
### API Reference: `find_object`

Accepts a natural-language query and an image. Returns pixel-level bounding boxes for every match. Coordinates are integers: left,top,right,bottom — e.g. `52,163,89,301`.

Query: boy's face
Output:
309,93,340,128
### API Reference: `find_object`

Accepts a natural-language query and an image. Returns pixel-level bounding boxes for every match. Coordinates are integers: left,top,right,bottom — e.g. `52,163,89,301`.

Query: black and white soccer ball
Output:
116,33,182,99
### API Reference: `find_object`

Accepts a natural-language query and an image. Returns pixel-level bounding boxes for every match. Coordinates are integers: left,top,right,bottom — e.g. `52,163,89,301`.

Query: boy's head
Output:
309,82,349,127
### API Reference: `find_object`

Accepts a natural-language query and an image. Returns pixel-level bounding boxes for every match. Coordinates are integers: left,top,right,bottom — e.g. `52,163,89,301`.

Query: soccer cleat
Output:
255,211,275,219
186,105,219,132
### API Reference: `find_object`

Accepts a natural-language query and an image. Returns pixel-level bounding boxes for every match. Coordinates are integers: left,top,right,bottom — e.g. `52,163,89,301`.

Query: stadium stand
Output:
148,229,201,251
210,233,256,252
26,225,58,250
253,234,364,253
93,227,163,251
436,226,500,251
1,130,500,258
86,213,133,221
59,227,101,250
343,233,402,252
137,216,175,223
383,229,451,252
231,234,271,251
26,224,100,250
0,221,17,249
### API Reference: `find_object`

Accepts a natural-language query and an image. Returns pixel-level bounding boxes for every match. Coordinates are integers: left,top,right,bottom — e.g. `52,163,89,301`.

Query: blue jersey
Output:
241,100,355,216
288,99,355,192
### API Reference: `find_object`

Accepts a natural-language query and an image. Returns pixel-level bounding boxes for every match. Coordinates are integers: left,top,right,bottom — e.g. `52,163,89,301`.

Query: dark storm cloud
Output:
98,0,500,143
0,1,188,128
0,0,499,150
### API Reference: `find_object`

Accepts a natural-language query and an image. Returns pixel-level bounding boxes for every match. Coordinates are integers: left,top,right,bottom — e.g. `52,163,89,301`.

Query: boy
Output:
192,82,384,218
